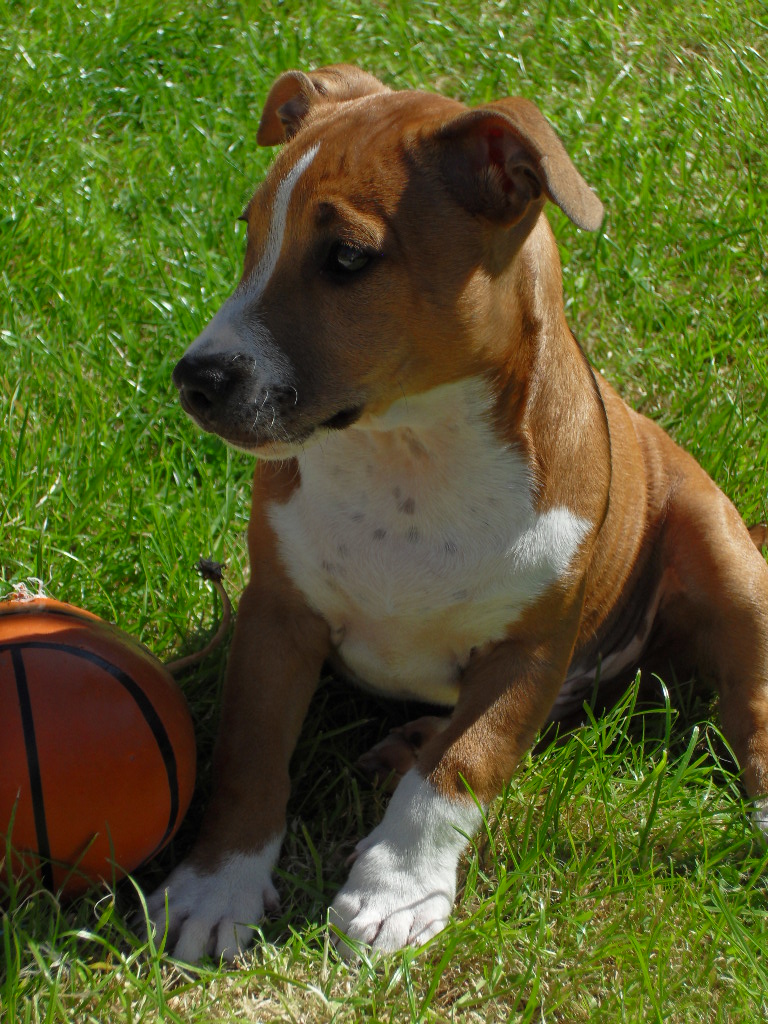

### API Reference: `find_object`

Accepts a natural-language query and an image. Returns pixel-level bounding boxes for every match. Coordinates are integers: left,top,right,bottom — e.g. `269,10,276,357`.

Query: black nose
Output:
173,352,241,422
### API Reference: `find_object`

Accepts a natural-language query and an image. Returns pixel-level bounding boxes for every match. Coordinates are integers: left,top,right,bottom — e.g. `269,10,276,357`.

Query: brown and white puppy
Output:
148,65,768,962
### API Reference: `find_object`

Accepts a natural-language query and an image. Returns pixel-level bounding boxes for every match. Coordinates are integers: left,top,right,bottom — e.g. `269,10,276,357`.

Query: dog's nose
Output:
173,352,240,422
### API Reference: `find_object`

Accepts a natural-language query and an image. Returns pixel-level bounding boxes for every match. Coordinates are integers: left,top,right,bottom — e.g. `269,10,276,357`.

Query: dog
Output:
147,65,768,962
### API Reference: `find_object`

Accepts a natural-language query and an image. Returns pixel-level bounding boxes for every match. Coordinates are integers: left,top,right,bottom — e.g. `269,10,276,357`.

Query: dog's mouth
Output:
320,405,365,430
194,402,368,459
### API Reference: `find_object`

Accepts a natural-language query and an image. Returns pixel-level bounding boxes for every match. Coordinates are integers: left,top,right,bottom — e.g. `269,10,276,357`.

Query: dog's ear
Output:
436,98,603,232
257,65,391,146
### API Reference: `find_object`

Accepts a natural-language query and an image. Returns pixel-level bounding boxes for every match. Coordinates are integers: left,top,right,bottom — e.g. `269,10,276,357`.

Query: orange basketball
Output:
0,595,196,895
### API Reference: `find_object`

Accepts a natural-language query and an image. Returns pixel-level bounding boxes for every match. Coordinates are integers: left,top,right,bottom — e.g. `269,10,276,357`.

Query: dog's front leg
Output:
330,595,582,955
146,524,330,963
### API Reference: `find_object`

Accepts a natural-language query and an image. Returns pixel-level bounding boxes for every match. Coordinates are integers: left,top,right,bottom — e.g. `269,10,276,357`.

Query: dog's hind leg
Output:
656,470,768,834
357,715,451,788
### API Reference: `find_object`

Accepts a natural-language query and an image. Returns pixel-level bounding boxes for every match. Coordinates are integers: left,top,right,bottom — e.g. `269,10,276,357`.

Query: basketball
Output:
0,594,197,896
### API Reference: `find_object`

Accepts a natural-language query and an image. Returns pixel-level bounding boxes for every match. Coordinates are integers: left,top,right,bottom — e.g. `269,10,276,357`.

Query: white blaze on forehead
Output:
239,141,321,300
181,143,320,371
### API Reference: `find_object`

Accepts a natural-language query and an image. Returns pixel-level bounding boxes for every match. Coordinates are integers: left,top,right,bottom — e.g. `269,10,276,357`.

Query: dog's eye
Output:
328,243,370,274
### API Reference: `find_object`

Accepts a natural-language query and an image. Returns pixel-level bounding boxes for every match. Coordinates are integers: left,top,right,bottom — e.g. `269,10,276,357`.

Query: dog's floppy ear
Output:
436,97,603,232
257,64,391,146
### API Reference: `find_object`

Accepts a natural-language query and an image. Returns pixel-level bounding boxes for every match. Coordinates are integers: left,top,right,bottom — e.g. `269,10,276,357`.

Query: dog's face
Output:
173,67,602,458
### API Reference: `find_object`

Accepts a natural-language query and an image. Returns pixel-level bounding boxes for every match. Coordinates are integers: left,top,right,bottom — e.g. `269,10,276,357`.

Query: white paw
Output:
142,836,282,963
329,769,482,956
330,843,455,953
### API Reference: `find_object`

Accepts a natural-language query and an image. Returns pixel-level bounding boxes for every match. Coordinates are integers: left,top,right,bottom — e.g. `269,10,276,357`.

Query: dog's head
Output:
173,64,603,458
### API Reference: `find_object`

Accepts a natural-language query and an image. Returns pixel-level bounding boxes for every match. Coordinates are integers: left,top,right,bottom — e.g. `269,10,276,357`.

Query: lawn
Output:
2,0,768,1020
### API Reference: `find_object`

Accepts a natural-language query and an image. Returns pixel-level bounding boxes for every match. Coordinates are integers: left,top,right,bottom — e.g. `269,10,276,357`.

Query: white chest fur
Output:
269,379,589,705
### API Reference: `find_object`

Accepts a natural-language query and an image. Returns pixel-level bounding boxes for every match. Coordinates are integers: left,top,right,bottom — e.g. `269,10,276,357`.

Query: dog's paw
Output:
141,837,282,963
356,716,451,789
329,768,482,957
330,841,455,955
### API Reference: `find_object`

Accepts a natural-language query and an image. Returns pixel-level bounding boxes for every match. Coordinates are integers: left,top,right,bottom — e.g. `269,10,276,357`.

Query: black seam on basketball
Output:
11,647,55,890
10,642,182,858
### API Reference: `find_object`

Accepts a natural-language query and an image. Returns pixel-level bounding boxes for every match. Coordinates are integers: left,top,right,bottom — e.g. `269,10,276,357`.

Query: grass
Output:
1,0,767,1020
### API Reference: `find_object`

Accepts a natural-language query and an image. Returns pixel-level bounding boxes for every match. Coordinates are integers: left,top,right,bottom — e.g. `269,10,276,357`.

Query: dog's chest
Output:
268,382,589,704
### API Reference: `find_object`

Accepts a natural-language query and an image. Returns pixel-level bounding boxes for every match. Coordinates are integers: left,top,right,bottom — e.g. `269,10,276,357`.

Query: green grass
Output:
2,0,767,1020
